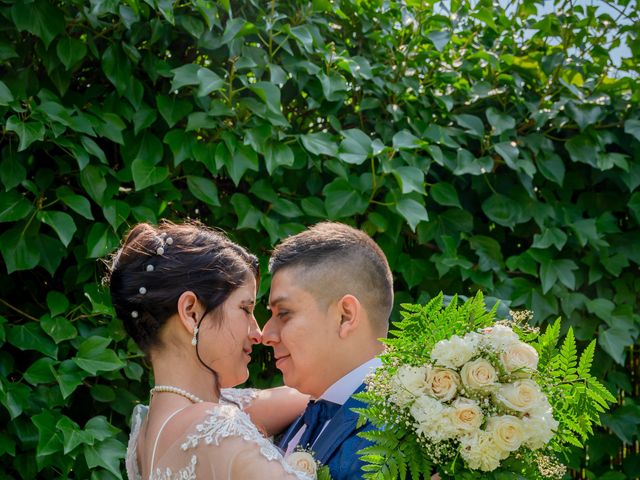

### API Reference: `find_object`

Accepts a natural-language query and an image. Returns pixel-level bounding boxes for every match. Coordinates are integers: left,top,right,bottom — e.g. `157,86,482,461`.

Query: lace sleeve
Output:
126,404,149,480
181,405,313,480
220,387,259,410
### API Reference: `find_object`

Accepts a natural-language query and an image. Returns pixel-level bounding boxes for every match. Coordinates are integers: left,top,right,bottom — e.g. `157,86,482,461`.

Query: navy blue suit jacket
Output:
278,384,375,480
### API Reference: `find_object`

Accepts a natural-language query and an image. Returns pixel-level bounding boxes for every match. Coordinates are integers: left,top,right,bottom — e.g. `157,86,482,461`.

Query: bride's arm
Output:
243,386,309,436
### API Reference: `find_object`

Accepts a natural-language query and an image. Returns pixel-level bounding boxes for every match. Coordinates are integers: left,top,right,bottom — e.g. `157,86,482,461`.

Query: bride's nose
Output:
248,317,262,344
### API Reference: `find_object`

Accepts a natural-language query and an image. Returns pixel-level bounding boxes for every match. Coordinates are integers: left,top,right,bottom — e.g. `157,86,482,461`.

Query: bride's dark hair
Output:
104,220,258,390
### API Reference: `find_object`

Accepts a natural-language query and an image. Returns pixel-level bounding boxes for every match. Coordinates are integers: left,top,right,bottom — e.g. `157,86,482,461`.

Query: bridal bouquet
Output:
356,293,615,479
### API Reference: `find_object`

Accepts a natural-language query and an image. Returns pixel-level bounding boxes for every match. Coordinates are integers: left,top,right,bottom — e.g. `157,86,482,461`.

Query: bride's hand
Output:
244,386,309,436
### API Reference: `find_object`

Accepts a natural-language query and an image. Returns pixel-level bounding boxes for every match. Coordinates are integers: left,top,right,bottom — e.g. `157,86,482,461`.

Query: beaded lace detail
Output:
125,389,312,480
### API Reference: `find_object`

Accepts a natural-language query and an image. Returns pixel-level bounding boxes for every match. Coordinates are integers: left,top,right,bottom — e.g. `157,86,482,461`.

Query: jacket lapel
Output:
277,415,304,450
312,383,367,463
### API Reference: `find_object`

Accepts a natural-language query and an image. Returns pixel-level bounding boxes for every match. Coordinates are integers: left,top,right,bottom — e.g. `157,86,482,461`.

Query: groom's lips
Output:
275,354,290,369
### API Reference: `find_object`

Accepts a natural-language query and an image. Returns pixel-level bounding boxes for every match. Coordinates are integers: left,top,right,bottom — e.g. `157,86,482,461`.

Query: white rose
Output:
500,341,539,375
389,365,431,406
522,409,559,450
460,358,497,391
286,451,317,477
486,415,525,453
449,397,484,432
431,335,477,369
480,324,520,350
459,431,503,472
496,379,545,413
410,395,455,441
426,367,460,402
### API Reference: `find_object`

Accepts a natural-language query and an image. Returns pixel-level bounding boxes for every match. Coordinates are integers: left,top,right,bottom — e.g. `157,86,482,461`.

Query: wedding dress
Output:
125,388,313,480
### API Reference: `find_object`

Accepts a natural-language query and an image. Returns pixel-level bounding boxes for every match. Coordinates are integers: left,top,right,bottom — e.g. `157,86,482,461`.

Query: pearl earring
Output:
191,325,199,346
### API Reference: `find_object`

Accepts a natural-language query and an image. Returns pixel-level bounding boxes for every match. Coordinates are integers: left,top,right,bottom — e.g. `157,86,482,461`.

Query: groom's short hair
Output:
269,222,393,332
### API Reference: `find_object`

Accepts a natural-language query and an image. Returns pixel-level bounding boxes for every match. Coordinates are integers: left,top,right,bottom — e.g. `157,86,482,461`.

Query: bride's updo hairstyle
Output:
104,221,258,355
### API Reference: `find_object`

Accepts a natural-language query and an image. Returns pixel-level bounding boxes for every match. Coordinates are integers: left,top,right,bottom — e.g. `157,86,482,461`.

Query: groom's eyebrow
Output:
268,295,288,310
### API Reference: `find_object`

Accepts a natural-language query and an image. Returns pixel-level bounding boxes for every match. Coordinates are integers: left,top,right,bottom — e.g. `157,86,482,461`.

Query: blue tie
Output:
297,399,341,448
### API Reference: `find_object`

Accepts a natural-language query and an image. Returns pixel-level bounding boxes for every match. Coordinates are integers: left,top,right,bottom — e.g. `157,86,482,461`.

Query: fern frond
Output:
535,318,561,370
577,340,596,378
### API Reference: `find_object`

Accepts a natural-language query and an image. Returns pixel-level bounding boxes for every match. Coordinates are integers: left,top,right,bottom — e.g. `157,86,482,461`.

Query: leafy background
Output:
0,0,638,478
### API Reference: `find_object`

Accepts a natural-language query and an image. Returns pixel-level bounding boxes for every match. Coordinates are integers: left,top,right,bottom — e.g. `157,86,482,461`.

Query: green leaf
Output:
249,81,284,116
86,222,118,258
300,132,338,157
197,67,224,96
54,360,86,399
56,186,94,220
339,129,372,164
170,64,200,90
101,44,131,95
83,438,125,479
565,134,597,166
7,323,57,358
131,158,169,191
537,153,565,185
223,145,259,185
186,176,220,206
11,0,65,48
395,198,429,232
486,107,515,135
454,114,485,138
430,182,461,208
32,410,63,458
102,199,131,231
599,326,633,365
586,298,615,321
24,357,57,385
493,141,520,170
0,228,40,273
80,165,107,205
156,95,193,128
318,71,348,101
482,193,519,227
0,152,27,190
37,210,77,247
264,143,295,174
41,315,77,344
0,191,33,222
46,291,69,317
0,80,14,105
81,136,107,164
623,118,640,141
1,383,30,419
57,416,93,454
392,130,420,149
427,30,451,52
532,227,567,250
56,37,87,70
392,166,425,195
323,178,368,219
628,192,640,224
230,193,262,230
74,336,125,375
6,115,45,151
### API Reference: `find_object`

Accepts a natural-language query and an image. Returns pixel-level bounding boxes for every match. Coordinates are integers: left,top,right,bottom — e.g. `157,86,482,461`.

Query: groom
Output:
262,221,393,480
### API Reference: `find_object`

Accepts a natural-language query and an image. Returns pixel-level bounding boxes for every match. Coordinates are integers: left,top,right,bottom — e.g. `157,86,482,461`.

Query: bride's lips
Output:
243,348,252,359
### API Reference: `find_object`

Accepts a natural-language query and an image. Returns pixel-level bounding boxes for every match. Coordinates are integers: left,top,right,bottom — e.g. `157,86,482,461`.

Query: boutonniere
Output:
286,447,333,480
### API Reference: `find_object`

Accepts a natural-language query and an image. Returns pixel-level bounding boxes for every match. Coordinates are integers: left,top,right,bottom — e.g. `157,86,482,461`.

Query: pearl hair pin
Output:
150,385,204,404
131,310,139,318
146,265,154,272
139,287,147,295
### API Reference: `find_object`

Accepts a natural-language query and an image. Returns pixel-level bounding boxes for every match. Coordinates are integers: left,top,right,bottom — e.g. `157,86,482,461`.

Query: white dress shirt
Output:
285,357,382,455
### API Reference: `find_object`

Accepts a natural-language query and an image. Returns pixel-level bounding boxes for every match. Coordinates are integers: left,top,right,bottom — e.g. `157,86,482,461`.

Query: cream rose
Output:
496,379,545,413
431,334,477,369
486,415,525,453
389,365,431,406
426,367,460,402
449,397,483,432
522,411,559,449
286,451,317,477
500,341,539,375
460,358,497,391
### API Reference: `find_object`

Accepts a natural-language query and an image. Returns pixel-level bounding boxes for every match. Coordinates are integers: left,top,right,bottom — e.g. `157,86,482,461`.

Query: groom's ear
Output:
337,294,361,339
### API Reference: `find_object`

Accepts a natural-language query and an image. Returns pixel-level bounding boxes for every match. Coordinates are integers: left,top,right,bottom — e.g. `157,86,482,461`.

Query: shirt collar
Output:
318,357,382,405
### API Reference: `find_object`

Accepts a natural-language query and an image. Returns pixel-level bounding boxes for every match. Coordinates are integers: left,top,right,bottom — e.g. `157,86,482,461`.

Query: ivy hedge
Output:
0,0,638,478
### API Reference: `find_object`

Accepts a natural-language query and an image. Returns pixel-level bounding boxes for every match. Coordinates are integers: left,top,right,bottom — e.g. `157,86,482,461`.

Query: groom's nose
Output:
261,317,279,346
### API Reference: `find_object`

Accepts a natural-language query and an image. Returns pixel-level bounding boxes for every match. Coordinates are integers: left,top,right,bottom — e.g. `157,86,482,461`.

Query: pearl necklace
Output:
150,385,204,404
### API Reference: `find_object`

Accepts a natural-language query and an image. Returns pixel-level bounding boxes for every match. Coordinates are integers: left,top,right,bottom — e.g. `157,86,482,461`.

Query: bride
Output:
105,221,312,479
